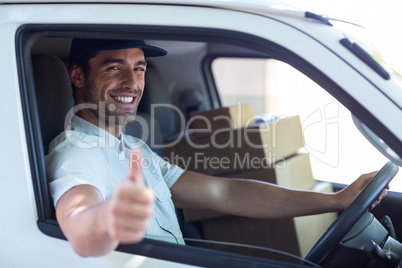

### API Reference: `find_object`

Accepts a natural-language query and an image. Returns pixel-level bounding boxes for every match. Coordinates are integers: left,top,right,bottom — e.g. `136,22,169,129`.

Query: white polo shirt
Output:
46,115,185,244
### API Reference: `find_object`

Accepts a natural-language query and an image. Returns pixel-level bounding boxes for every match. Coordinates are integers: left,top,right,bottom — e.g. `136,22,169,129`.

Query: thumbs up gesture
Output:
106,149,155,243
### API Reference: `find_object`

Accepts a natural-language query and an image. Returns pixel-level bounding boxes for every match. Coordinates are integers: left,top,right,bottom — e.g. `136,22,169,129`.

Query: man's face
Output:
81,48,146,125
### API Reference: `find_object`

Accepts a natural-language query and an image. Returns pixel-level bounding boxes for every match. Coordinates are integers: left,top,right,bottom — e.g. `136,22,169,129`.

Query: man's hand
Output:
106,149,155,243
337,171,389,211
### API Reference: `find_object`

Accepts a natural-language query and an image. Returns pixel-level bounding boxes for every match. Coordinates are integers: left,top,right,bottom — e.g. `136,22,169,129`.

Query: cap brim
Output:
69,39,167,67
90,42,167,57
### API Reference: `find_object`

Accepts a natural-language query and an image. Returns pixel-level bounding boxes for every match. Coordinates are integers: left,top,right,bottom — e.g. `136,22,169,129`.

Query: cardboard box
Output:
189,103,255,137
293,182,338,258
200,182,338,260
183,153,316,222
166,115,304,176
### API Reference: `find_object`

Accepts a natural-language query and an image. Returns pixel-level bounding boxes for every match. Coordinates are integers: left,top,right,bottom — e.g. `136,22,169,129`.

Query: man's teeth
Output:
113,96,134,103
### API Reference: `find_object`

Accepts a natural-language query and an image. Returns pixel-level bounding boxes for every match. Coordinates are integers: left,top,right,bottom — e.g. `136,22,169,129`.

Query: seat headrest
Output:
32,54,74,149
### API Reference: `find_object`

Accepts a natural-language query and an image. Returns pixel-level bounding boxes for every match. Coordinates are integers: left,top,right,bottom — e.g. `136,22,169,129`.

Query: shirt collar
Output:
69,115,125,146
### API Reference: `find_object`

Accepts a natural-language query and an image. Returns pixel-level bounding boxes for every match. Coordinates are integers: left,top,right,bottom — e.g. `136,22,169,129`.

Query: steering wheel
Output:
304,161,399,266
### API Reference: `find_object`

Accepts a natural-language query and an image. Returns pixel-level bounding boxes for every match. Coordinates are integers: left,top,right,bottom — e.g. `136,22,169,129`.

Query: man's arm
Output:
171,170,384,219
55,149,155,257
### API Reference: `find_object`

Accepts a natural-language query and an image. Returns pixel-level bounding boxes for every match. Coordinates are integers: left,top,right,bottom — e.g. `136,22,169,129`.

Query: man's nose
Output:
121,69,139,90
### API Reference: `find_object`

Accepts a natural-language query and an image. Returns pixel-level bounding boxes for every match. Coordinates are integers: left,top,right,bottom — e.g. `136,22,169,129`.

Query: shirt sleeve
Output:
157,153,185,189
134,139,185,189
46,134,109,207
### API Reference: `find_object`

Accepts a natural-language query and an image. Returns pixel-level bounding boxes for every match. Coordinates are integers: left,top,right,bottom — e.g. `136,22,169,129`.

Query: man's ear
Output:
69,65,85,88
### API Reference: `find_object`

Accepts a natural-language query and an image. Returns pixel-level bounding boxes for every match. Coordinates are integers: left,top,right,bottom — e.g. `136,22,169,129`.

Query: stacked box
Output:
165,114,304,175
189,103,255,137
293,182,338,258
165,104,338,258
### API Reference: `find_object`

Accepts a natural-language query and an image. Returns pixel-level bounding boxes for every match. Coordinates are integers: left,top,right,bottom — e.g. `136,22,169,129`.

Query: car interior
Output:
21,28,402,267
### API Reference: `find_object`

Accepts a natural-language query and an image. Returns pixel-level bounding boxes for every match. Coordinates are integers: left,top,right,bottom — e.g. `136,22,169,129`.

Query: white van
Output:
1,0,401,267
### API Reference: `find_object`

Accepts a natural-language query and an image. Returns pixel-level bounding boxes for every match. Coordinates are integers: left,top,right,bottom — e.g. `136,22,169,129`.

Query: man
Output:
46,38,386,258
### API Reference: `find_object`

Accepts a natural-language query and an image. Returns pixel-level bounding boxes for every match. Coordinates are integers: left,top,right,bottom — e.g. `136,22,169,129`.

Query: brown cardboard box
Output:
200,182,338,260
183,153,316,222
189,103,255,137
293,182,338,257
166,115,304,176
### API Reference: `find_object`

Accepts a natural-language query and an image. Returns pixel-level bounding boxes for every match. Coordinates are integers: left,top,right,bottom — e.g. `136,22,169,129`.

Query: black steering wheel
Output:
304,161,399,265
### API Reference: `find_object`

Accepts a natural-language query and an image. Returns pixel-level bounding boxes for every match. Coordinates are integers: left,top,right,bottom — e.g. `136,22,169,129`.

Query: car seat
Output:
32,53,74,152
31,53,74,221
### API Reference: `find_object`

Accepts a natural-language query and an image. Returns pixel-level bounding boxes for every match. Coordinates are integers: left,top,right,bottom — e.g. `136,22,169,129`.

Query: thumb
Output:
127,148,145,187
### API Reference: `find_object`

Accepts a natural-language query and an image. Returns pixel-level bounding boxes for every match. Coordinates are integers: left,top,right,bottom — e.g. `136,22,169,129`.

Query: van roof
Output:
1,0,308,20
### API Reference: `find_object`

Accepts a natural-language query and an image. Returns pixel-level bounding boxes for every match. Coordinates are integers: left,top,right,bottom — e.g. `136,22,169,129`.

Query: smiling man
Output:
46,38,387,258
68,39,157,136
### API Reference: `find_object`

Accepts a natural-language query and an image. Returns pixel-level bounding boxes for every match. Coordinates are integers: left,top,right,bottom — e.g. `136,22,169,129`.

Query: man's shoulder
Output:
48,129,104,154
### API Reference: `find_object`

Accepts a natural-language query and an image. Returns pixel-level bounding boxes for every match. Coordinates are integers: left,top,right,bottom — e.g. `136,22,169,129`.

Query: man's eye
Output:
135,67,146,72
107,66,120,70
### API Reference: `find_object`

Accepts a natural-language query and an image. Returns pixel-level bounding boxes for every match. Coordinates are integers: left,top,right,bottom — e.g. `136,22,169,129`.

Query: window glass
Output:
212,58,402,190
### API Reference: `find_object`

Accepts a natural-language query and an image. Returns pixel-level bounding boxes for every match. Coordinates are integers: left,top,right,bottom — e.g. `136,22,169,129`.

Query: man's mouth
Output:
112,95,135,104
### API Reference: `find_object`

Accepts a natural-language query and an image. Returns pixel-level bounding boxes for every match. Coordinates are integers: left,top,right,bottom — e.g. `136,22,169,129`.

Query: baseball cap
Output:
69,38,168,67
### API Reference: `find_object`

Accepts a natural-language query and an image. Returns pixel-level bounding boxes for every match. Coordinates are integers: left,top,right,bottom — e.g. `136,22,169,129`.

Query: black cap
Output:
69,38,167,67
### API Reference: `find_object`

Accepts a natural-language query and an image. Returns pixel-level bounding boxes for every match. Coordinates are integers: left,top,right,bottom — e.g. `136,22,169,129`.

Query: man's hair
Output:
70,50,99,99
